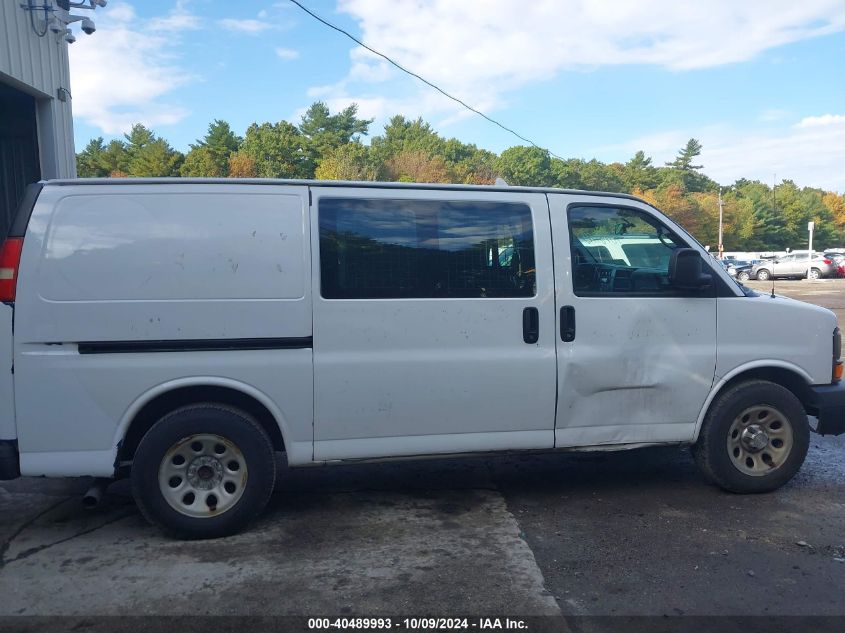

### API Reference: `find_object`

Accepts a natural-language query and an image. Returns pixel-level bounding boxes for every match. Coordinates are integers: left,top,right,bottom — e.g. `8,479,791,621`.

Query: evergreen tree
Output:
299,102,372,176
188,120,241,176
124,124,182,177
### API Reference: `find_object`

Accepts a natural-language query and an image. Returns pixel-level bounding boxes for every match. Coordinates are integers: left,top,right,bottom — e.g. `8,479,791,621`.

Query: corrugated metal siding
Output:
0,1,76,179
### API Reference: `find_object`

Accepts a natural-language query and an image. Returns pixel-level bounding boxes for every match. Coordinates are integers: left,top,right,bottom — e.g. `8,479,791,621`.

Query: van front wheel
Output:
692,380,809,493
131,403,276,539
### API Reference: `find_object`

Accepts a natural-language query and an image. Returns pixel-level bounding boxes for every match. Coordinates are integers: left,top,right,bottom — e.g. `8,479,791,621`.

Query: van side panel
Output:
0,303,15,440
13,184,314,476
19,186,310,341
15,350,314,476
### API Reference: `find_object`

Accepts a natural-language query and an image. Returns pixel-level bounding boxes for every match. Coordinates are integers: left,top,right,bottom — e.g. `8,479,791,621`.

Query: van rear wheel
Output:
692,380,809,493
756,269,771,281
131,403,275,539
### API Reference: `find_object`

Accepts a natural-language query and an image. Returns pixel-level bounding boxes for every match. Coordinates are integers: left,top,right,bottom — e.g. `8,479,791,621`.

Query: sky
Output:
68,0,845,192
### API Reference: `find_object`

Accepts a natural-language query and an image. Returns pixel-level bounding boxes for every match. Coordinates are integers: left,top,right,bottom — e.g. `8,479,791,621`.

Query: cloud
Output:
796,114,845,128
217,18,273,34
598,116,845,193
310,0,845,126
275,47,300,60
759,109,789,122
69,1,196,135
149,0,200,31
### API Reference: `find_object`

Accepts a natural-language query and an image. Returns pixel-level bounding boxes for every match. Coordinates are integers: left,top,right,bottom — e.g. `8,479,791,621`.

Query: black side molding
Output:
77,337,313,355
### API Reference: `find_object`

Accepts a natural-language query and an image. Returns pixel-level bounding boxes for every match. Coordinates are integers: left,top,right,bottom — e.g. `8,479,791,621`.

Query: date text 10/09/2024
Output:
307,618,529,630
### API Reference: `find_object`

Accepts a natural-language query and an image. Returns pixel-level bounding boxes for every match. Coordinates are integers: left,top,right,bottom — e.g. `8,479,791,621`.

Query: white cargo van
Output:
1,179,843,538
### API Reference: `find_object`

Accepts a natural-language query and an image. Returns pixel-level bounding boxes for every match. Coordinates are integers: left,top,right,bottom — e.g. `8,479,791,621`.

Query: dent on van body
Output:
547,193,719,448
554,298,716,446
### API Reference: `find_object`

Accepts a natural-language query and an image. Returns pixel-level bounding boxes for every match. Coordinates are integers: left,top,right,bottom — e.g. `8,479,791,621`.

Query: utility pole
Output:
808,221,815,279
718,187,724,259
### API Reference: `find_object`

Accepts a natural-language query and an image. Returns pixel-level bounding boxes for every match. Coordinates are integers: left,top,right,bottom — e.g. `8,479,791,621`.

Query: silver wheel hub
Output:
727,405,793,477
740,425,770,453
187,456,224,490
158,433,248,518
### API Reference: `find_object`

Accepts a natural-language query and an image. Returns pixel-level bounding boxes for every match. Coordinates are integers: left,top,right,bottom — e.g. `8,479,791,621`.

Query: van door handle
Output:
560,306,576,342
522,307,539,344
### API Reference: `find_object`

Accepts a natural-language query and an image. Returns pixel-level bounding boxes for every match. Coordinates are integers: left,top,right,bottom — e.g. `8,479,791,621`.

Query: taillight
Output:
824,259,832,265
0,238,23,302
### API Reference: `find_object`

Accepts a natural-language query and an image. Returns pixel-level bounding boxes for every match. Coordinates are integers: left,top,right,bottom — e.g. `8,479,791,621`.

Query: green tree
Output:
495,146,553,187
76,137,130,177
76,138,109,177
124,124,182,177
622,151,660,190
315,142,378,181
385,149,453,183
452,148,497,185
188,119,241,176
369,116,446,167
299,102,372,177
664,138,715,192
666,138,703,171
240,121,308,178
548,158,624,192
180,146,223,177
732,180,790,250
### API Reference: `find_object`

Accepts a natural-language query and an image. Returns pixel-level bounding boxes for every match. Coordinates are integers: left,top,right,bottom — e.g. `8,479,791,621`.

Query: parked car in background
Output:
750,254,836,281
824,252,845,278
731,260,761,281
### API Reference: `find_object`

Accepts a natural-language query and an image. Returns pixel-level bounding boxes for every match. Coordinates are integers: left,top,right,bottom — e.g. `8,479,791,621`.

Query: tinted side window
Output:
319,198,535,299
568,205,687,296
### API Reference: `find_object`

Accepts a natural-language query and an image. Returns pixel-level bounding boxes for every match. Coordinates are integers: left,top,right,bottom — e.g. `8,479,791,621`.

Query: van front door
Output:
311,188,557,460
548,194,717,447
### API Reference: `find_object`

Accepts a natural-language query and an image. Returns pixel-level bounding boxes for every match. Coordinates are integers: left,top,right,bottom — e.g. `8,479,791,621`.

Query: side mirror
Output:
669,248,712,289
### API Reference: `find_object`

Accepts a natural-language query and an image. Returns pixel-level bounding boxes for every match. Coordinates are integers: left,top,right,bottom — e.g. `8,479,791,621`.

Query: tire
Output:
756,269,770,281
692,380,809,493
131,403,276,539
737,271,750,282
808,268,821,280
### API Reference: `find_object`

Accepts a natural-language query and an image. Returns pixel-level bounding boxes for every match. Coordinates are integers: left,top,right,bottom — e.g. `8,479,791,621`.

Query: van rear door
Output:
311,187,557,460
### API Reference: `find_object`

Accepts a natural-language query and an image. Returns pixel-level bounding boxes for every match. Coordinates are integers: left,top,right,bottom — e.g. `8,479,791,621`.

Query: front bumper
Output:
807,383,845,435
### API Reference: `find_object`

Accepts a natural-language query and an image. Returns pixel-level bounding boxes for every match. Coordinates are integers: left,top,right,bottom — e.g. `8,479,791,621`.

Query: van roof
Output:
42,177,644,202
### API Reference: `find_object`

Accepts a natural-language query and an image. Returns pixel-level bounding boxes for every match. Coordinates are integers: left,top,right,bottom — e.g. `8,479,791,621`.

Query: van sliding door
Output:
310,188,557,460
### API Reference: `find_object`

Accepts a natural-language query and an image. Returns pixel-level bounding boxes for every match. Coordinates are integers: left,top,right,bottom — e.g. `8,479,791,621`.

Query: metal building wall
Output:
0,1,77,180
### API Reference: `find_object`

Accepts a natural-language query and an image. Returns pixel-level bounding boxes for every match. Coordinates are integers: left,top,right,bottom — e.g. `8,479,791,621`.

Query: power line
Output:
288,0,563,160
